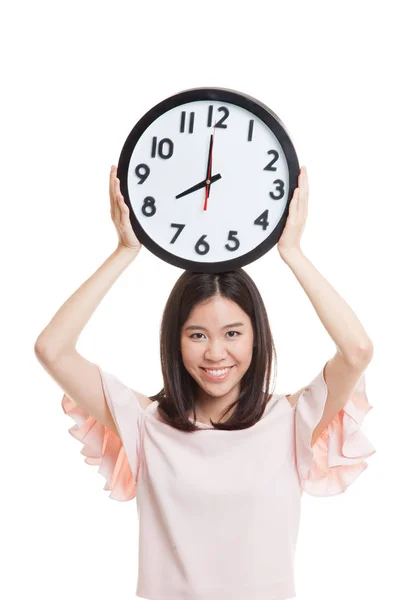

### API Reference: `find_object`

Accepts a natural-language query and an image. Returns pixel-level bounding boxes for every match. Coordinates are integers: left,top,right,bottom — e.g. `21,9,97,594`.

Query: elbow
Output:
34,336,54,361
351,342,374,366
34,337,45,356
339,341,374,367
359,339,374,361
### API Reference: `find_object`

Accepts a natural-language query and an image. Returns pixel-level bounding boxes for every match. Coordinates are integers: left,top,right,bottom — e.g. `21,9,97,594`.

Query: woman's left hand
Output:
277,165,309,257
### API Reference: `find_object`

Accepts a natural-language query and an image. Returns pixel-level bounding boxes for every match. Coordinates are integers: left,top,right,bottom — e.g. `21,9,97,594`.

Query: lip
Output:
201,365,235,382
201,365,235,370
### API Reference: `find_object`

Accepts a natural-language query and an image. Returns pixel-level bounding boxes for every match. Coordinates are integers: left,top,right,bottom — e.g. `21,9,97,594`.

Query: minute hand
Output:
175,173,221,199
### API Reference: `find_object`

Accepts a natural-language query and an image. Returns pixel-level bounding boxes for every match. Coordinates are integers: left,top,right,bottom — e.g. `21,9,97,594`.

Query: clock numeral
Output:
248,120,254,142
225,230,240,252
151,136,174,159
270,179,285,200
170,223,186,244
263,150,279,171
193,231,241,255
135,163,150,184
207,105,229,128
254,209,270,231
194,234,210,255
142,196,156,217
180,111,195,134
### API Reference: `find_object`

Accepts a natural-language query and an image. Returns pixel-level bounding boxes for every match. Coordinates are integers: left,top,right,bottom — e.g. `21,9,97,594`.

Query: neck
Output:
191,382,240,423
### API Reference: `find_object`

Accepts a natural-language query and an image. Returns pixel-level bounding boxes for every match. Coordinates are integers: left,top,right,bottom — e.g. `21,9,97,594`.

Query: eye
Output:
189,331,241,340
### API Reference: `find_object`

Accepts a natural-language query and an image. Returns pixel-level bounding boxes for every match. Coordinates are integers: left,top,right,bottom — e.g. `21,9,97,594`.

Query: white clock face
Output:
120,93,297,271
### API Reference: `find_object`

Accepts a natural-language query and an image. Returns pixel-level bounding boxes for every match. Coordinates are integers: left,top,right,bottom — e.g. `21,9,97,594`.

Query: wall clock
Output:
117,87,300,273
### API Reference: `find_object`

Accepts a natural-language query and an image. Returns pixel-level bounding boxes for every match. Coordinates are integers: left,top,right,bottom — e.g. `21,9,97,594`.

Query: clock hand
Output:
204,122,217,211
204,132,214,201
175,173,221,199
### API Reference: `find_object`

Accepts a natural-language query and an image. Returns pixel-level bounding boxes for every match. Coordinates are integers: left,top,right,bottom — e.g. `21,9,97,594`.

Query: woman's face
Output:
180,295,254,402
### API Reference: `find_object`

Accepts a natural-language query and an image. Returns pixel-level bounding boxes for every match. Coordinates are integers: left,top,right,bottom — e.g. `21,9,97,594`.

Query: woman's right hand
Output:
109,165,142,254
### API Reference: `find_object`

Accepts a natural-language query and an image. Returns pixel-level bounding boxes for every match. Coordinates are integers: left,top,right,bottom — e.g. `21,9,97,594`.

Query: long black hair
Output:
149,269,277,432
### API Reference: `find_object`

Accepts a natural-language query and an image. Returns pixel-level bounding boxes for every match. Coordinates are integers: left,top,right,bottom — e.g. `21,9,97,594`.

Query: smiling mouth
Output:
200,366,235,380
200,366,235,371
201,366,234,369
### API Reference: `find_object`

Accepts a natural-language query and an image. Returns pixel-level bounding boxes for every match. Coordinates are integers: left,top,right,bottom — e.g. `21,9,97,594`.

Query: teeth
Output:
205,367,230,376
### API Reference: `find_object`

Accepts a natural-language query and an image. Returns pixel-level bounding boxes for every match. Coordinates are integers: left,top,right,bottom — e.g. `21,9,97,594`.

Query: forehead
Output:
187,296,248,321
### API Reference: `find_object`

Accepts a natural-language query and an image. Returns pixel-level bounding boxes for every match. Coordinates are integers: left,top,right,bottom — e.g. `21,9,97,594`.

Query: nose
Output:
204,339,229,362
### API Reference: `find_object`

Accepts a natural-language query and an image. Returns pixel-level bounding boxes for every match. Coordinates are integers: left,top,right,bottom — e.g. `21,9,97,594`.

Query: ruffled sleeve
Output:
61,364,144,501
294,364,376,497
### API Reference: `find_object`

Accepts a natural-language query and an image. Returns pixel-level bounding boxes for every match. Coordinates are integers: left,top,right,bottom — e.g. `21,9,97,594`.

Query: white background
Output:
2,1,398,598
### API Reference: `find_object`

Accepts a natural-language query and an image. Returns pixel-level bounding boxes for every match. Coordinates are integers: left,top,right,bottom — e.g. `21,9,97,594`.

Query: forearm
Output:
34,244,139,359
280,249,373,363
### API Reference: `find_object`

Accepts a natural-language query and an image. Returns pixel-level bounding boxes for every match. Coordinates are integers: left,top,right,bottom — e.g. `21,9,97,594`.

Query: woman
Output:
34,165,376,600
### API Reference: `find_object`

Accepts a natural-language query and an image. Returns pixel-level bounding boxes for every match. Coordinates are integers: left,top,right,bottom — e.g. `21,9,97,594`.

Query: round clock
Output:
117,87,300,273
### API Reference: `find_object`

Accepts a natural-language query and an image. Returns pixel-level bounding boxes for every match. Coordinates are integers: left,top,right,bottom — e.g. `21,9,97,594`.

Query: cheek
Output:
236,339,254,361
181,341,201,365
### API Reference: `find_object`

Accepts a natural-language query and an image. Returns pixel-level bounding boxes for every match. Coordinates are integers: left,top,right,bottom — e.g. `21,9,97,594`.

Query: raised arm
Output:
34,243,138,359
34,166,141,358
34,166,144,436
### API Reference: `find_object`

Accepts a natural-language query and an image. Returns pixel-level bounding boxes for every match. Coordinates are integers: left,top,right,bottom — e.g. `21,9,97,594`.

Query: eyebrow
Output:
184,322,245,331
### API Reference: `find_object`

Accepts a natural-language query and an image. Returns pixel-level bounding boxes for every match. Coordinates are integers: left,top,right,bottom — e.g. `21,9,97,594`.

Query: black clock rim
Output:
117,87,300,273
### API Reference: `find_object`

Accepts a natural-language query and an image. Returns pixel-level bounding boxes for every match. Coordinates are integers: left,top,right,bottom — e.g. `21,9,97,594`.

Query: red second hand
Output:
203,122,217,211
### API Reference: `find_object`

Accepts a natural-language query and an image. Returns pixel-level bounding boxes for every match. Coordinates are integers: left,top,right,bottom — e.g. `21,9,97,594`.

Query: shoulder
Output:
130,388,154,410
284,386,307,408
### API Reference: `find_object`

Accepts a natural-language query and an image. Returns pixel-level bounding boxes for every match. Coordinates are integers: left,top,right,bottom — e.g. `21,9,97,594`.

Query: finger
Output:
119,196,129,215
114,176,120,203
116,180,128,213
300,166,309,196
115,177,123,203
109,166,117,201
290,188,299,210
298,170,308,205
109,167,116,220
297,180,308,217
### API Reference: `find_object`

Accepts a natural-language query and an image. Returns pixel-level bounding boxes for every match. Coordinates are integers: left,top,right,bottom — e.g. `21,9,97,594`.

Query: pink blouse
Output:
61,363,376,600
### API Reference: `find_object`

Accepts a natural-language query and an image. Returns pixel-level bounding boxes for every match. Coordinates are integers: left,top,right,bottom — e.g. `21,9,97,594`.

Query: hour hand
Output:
176,173,221,199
